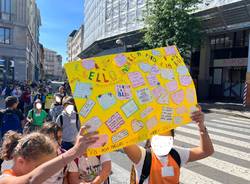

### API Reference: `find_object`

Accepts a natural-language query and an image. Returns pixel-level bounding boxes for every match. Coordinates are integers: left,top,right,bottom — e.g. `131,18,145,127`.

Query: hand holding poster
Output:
64,46,198,156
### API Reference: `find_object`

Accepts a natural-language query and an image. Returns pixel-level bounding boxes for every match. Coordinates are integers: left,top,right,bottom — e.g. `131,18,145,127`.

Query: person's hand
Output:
73,126,98,157
191,106,205,131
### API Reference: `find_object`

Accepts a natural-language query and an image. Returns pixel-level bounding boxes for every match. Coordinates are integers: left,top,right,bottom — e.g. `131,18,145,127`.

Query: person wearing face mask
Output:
56,96,80,150
26,99,48,133
125,108,214,184
49,93,64,122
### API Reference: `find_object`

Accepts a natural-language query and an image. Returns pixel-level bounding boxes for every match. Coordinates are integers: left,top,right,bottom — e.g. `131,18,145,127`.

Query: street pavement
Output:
109,113,250,184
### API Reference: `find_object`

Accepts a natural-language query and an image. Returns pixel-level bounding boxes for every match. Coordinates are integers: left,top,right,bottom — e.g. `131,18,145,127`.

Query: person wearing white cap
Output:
125,108,214,184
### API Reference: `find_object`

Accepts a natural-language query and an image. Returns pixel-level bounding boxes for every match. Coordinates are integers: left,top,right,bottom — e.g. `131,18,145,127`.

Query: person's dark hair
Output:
1,131,22,160
40,123,62,143
62,96,74,107
1,132,56,161
5,96,18,108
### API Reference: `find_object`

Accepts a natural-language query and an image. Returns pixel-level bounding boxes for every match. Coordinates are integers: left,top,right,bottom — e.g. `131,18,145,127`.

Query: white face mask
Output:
36,103,42,110
151,135,173,156
65,105,74,115
55,96,61,103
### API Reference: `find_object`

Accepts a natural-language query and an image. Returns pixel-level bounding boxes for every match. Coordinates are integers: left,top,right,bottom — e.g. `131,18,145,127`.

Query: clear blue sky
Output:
37,0,84,65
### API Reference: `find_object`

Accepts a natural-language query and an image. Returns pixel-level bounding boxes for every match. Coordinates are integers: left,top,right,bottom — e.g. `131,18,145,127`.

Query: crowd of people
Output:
0,80,214,184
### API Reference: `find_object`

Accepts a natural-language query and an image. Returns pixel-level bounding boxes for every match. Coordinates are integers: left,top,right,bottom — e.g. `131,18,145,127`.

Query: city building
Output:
67,25,84,62
44,48,62,81
39,43,45,80
79,0,250,106
0,0,41,86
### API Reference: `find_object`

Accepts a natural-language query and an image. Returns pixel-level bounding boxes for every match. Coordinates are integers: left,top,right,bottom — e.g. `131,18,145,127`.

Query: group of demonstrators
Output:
0,81,214,184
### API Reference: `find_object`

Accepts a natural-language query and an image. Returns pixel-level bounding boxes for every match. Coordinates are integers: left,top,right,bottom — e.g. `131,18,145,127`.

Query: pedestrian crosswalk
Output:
177,115,250,184
110,114,250,184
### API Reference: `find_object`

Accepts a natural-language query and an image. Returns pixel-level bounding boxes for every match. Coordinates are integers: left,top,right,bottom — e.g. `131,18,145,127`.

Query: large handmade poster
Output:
64,46,198,156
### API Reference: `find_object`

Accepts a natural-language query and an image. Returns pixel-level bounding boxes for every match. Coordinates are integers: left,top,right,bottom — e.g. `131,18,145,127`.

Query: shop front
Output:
210,58,247,102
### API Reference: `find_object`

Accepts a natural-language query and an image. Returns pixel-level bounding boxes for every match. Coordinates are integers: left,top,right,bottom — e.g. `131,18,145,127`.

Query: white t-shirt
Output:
68,154,111,183
135,146,190,184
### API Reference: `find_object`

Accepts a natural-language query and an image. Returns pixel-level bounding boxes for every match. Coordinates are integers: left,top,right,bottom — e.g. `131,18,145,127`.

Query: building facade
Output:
67,25,84,62
44,48,62,81
79,0,146,58
80,0,250,106
0,0,41,86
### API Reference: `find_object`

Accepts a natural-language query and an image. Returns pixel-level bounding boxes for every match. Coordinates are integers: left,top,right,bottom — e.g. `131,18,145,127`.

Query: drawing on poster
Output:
97,93,116,109
131,120,144,132
180,75,192,86
177,65,188,75
152,86,166,99
112,130,129,143
161,69,175,80
121,100,138,117
73,82,92,99
141,107,154,119
139,62,152,72
176,106,187,114
160,107,173,122
166,80,178,92
151,65,160,75
85,116,102,132
116,85,132,100
186,88,196,103
128,72,145,88
82,60,95,70
158,94,169,104
171,90,184,105
105,112,125,133
147,74,159,86
165,46,177,55
115,54,127,67
174,117,183,124
79,99,95,118
146,116,158,130
136,88,152,104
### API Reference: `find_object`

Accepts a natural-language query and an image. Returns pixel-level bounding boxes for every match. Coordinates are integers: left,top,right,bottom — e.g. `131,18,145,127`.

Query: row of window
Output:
0,0,11,21
0,27,10,44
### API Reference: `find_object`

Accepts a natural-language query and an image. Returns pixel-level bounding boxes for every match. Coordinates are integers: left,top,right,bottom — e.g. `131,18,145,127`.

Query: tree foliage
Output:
143,0,203,59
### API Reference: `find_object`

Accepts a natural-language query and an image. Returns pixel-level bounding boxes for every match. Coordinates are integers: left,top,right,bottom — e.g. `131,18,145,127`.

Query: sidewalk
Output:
200,102,250,119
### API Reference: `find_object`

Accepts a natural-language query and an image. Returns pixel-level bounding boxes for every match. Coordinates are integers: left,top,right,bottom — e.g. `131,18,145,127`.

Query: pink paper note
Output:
105,112,125,133
147,74,159,87
171,90,184,105
180,75,192,86
128,72,145,88
82,60,95,70
115,54,127,67
165,46,176,55
166,80,178,92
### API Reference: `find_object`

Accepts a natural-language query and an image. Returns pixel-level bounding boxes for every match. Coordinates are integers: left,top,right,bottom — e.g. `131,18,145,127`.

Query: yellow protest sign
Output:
45,94,54,109
64,46,197,156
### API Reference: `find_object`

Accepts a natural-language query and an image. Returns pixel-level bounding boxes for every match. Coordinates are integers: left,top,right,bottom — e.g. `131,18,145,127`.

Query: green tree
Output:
143,0,202,60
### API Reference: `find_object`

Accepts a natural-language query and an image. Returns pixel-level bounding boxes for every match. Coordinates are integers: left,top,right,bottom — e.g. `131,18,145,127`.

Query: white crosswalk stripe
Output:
177,126,250,148
221,118,250,125
205,120,250,133
211,118,250,128
186,123,250,139
180,167,223,184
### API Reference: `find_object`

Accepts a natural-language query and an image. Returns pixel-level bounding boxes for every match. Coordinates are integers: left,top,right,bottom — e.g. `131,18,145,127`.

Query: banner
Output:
64,46,197,156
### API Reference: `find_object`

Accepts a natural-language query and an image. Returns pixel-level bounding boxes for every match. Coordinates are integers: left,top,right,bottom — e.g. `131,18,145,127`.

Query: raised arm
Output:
0,126,98,184
123,145,142,164
188,110,214,162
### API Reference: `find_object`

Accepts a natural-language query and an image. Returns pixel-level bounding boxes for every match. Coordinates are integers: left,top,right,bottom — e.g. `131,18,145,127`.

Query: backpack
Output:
59,113,80,131
130,148,181,184
0,110,22,138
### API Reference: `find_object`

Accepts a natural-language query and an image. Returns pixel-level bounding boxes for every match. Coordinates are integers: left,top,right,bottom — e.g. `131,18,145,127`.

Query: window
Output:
1,0,11,20
0,27,10,44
